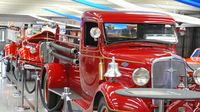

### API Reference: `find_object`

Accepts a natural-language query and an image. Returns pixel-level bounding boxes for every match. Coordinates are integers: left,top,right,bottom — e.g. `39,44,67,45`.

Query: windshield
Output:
104,23,177,44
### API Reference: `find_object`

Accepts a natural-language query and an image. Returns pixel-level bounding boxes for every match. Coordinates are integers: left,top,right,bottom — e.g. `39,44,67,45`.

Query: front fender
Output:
45,63,68,88
18,46,40,63
97,82,151,112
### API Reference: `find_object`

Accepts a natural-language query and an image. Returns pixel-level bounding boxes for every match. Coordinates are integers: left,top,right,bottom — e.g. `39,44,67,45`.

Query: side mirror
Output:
90,27,101,41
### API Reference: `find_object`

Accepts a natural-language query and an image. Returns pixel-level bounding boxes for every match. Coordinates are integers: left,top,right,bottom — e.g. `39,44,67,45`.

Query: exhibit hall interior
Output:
1,0,200,112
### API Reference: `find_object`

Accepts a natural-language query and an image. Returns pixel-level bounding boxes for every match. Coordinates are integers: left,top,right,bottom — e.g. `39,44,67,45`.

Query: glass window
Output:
104,23,177,44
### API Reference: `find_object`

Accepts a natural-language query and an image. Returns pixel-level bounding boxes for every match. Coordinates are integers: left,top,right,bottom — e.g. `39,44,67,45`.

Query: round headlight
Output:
132,68,150,86
30,47,36,54
193,68,200,85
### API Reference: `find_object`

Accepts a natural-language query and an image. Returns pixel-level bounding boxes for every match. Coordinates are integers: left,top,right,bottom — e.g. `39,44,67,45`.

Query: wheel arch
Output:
92,82,151,112
42,63,68,88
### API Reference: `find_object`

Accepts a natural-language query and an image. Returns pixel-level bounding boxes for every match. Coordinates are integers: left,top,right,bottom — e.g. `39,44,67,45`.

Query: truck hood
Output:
102,46,174,64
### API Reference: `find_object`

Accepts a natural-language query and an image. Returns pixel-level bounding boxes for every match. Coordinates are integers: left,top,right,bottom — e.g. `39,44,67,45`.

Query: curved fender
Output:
18,46,40,63
45,63,68,88
96,82,151,112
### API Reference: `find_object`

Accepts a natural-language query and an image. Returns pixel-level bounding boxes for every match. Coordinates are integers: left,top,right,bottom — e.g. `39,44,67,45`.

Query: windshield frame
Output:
103,23,178,45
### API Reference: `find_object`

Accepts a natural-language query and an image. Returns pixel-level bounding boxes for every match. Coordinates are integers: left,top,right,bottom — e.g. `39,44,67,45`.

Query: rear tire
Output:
98,97,111,112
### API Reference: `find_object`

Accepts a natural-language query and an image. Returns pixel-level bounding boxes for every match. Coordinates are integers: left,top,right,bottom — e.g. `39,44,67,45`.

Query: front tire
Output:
98,97,111,112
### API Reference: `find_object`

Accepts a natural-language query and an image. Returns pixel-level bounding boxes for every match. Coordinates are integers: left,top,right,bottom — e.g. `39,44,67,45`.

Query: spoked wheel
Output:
98,97,111,112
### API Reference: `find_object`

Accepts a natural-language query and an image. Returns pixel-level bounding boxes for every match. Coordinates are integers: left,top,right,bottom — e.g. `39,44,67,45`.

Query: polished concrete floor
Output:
0,57,47,112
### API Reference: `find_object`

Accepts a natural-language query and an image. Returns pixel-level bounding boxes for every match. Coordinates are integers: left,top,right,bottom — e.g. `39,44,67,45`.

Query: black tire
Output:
98,97,111,112
43,73,63,111
47,91,63,111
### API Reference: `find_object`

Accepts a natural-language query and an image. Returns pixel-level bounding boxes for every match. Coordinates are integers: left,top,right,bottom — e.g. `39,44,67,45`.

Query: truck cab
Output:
43,11,200,112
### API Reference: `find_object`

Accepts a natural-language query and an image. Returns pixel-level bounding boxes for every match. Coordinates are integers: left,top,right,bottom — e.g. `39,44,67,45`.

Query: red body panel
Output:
97,82,151,112
45,63,68,88
83,11,175,24
4,42,18,60
18,31,55,67
18,45,40,63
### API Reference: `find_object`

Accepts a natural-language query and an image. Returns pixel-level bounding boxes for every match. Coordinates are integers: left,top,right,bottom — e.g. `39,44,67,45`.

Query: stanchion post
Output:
34,71,39,112
12,66,21,97
13,58,21,97
63,87,73,112
16,66,30,111
158,100,164,112
21,66,25,107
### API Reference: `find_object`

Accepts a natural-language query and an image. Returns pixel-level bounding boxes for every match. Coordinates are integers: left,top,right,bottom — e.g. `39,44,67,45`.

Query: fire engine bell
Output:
104,57,122,78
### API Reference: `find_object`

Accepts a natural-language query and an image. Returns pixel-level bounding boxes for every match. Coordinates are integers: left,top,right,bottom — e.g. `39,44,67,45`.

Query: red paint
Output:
18,30,55,67
45,11,200,112
4,42,18,60
45,63,68,88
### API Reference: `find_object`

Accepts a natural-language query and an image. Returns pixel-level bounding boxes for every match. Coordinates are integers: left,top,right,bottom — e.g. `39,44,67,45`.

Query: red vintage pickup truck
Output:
40,11,200,112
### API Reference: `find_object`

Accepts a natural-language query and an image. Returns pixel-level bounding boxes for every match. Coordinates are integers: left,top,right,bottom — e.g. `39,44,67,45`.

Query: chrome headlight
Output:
132,68,150,86
30,47,36,54
193,68,200,85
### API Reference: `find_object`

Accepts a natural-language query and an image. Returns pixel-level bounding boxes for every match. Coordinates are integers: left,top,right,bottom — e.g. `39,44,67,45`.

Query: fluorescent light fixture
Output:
43,8,81,21
107,0,200,25
72,0,114,10
29,15,80,28
176,0,200,8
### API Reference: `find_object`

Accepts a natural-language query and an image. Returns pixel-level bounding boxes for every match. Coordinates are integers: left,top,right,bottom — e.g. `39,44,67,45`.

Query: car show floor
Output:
0,56,47,112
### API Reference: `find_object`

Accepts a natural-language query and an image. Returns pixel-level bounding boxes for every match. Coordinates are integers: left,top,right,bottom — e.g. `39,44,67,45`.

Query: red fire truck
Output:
40,11,200,112
4,26,58,81
18,30,57,69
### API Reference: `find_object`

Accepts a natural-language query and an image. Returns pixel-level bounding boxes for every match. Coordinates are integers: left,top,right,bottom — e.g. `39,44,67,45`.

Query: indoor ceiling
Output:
0,0,199,18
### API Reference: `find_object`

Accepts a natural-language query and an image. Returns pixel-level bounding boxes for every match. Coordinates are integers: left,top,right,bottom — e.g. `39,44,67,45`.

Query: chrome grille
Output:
152,57,186,89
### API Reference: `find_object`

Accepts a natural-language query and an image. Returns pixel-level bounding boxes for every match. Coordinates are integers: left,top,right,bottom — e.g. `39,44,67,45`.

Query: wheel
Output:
43,73,63,111
98,97,111,112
